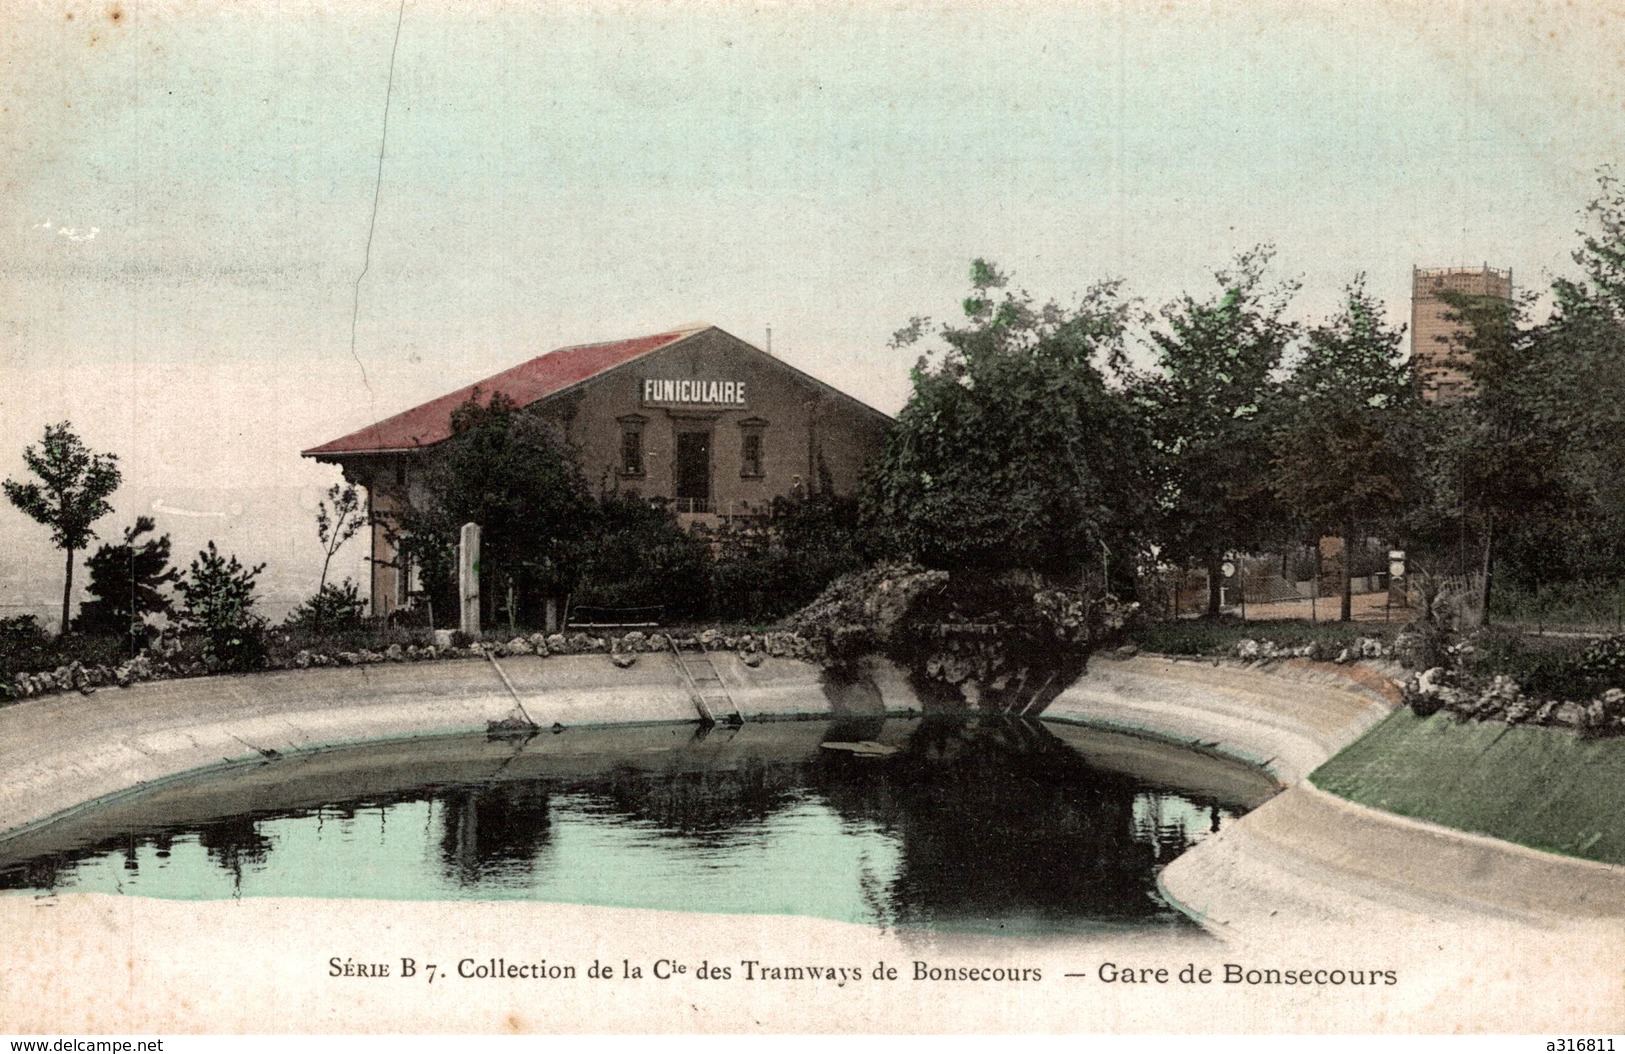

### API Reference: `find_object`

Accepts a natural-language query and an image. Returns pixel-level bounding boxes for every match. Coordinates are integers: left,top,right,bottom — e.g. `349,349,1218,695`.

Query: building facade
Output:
302,324,892,617
1410,265,1513,404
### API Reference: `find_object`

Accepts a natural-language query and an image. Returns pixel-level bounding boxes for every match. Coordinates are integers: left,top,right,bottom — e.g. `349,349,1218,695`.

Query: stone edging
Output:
1051,653,1398,784
1,629,822,702
1144,654,1625,936
1158,781,1625,935
0,648,869,843
0,649,1389,847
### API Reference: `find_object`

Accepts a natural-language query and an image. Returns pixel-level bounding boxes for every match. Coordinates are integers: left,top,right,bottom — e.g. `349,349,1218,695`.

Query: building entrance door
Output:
675,431,711,512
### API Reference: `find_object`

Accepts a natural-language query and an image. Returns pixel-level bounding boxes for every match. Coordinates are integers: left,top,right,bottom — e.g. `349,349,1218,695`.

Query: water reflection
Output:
0,717,1275,934
439,783,552,886
1131,793,1225,861
582,757,803,844
196,816,275,887
810,717,1184,929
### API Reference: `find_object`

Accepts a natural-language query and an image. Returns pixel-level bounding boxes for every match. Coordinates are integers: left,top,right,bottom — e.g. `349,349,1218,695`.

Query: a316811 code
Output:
1546,1039,1616,1051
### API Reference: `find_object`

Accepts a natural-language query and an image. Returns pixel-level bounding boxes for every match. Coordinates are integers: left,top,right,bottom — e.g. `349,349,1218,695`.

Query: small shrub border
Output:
1129,617,1625,736
1128,617,1401,660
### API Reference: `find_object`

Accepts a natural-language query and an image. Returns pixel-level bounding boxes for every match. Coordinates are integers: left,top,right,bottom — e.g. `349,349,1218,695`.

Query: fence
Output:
1419,572,1485,630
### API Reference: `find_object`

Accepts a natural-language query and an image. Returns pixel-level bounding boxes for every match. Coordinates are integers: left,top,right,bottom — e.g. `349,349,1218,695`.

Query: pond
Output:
0,716,1278,936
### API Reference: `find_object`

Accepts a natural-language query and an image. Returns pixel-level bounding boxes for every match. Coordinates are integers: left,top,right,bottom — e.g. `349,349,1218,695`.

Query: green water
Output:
0,717,1273,934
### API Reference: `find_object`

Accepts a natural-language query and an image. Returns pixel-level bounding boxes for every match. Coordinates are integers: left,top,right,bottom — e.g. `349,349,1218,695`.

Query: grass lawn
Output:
1312,709,1625,866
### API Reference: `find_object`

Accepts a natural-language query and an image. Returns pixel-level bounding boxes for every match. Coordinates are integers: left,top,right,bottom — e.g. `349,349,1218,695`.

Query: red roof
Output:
302,326,707,457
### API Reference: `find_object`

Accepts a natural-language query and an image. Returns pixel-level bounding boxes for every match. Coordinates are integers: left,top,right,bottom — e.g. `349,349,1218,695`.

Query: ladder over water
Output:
667,638,743,726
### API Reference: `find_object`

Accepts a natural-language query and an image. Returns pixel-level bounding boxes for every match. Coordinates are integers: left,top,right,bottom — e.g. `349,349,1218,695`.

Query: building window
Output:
739,418,767,478
618,415,647,477
621,429,644,476
395,549,422,608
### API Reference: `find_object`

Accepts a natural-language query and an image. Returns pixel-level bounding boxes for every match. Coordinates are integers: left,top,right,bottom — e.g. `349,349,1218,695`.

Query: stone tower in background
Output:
1410,265,1513,404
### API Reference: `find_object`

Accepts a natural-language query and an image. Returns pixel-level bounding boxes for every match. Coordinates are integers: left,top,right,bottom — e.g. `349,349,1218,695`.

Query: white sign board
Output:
642,378,748,408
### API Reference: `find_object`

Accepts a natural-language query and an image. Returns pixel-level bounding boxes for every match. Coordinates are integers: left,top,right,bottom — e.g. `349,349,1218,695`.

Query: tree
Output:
395,390,594,627
863,260,1152,583
1528,170,1625,583
315,482,366,599
572,495,712,620
1140,248,1298,614
298,482,368,632
1435,284,1582,623
3,422,122,636
1412,176,1625,618
72,516,180,645
1559,166,1625,326
1272,278,1417,620
175,541,268,670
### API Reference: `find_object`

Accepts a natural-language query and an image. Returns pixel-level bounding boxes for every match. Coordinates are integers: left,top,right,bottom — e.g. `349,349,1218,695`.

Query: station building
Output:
302,323,892,617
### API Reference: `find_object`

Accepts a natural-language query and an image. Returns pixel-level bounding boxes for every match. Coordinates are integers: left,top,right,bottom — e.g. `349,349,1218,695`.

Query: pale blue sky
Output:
3,0,1624,614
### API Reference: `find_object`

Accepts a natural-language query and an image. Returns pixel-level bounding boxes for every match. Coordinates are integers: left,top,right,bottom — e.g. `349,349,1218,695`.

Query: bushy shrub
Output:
571,496,711,621
0,615,51,682
0,614,47,646
1126,617,1250,656
709,491,870,623
175,542,268,671
569,490,869,626
283,578,368,632
1457,628,1624,701
1488,579,1625,630
704,517,782,624
1580,634,1625,683
0,615,131,684
270,620,429,658
766,490,870,597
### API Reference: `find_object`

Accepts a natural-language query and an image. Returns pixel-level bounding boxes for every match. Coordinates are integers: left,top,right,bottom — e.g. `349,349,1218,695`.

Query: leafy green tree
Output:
1424,285,1584,623
1140,248,1298,614
1272,278,1418,620
1531,172,1625,581
175,541,268,670
1416,174,1625,617
72,516,180,646
864,260,1152,582
3,422,122,636
395,389,593,628
1559,167,1625,323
